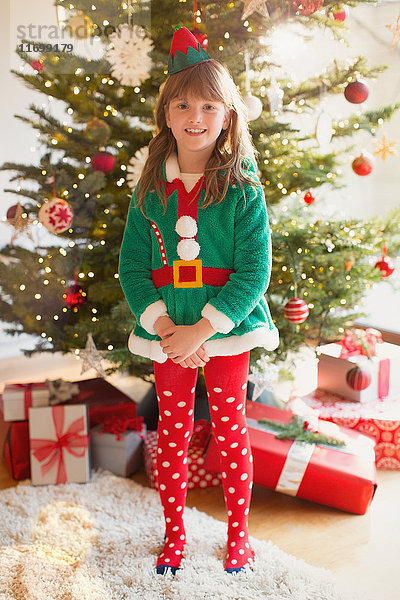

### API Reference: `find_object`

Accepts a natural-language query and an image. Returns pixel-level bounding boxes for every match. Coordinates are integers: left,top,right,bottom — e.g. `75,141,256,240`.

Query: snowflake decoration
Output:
106,23,153,87
373,136,397,161
127,146,149,191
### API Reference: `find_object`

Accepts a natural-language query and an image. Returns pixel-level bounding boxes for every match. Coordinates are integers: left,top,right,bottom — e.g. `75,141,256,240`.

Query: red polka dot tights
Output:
154,352,254,571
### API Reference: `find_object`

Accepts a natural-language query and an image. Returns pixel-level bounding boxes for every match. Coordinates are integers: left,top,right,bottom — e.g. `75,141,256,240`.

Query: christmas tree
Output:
1,0,399,379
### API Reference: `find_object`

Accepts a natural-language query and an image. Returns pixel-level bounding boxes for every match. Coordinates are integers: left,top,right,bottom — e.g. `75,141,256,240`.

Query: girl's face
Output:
164,95,232,168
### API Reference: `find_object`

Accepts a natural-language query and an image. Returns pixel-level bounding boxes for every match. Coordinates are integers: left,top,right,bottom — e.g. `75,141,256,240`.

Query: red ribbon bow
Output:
339,328,382,359
30,406,89,483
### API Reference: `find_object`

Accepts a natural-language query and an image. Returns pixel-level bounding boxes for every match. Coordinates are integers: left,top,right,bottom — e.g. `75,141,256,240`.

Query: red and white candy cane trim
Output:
150,221,168,267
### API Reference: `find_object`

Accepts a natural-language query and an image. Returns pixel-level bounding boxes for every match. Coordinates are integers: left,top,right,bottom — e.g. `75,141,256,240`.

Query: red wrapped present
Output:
1,378,137,481
3,382,50,422
29,404,90,485
204,401,377,515
144,420,222,490
317,341,400,402
295,389,400,469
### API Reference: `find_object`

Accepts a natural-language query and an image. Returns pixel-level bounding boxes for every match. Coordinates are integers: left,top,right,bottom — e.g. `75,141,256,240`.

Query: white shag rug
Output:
0,471,366,600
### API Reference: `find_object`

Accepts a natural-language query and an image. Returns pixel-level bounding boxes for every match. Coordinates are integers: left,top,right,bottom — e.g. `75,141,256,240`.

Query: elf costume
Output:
119,27,279,575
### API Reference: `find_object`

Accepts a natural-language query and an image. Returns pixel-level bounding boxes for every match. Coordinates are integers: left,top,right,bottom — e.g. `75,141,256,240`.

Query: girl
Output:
119,26,279,576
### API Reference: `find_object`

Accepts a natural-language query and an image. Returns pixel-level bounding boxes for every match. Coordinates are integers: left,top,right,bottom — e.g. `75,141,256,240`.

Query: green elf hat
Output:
167,26,211,75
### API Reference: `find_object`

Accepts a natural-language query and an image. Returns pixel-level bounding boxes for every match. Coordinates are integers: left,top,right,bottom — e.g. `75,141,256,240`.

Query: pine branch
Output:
258,416,346,447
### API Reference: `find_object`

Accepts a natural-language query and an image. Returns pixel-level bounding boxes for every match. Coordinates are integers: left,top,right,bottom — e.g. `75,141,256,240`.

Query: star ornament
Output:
241,0,270,20
77,333,107,378
373,136,397,161
386,11,400,49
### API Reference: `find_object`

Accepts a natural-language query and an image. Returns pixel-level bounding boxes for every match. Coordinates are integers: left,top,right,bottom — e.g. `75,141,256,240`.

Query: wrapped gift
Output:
144,420,222,490
0,398,30,480
29,404,90,486
295,389,400,469
2,382,50,422
90,416,146,477
317,341,400,402
204,401,377,515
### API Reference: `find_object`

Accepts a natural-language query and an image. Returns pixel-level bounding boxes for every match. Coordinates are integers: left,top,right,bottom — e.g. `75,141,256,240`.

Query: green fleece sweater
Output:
119,153,279,363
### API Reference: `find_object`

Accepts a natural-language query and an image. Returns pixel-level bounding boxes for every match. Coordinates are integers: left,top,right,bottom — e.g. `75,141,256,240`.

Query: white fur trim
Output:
175,215,198,238
139,299,168,335
203,326,279,357
177,239,200,261
128,332,167,363
165,154,180,182
201,303,236,334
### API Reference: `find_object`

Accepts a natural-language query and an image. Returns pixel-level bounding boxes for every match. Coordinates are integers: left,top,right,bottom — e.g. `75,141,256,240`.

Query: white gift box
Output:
90,423,146,477
317,342,400,403
3,382,49,422
29,404,90,486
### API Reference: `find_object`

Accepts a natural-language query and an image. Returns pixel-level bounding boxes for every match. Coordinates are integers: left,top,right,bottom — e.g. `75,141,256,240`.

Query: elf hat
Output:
168,26,211,75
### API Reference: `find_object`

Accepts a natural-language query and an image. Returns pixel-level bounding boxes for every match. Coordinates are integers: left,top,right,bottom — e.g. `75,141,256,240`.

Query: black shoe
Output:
156,565,179,576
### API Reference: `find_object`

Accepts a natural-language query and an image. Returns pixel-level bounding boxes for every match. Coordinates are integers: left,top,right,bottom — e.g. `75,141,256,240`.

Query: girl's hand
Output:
159,324,209,363
154,315,176,338
178,345,210,369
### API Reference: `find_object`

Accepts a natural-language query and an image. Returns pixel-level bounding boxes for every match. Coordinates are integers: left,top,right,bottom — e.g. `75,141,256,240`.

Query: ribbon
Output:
6,383,48,419
378,358,390,399
339,328,382,359
100,416,145,441
30,406,89,484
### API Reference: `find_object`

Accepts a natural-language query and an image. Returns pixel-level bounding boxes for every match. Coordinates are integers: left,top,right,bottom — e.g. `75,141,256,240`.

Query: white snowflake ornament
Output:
106,23,153,87
127,146,149,190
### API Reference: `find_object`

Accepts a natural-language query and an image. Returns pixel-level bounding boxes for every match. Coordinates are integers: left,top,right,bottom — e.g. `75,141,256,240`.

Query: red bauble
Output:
304,191,315,205
91,151,116,173
344,81,369,104
346,365,371,391
283,298,309,324
333,7,347,21
352,153,373,176
375,256,395,279
293,0,324,16
65,283,88,308
191,27,208,50
31,60,44,72
6,204,26,223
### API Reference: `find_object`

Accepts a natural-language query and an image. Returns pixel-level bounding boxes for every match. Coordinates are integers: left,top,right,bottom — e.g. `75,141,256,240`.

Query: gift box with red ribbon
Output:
203,401,377,515
294,389,400,470
2,382,50,422
1,377,137,481
144,420,222,491
29,404,90,485
90,416,147,477
317,340,400,403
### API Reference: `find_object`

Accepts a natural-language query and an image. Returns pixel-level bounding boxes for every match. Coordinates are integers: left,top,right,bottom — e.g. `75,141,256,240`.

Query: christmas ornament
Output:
266,74,284,115
38,197,74,234
375,243,395,279
168,26,211,75
386,11,400,50
91,151,116,173
315,111,333,148
240,0,270,20
303,191,315,205
78,333,106,378
6,202,32,244
344,257,355,271
344,80,369,104
66,11,94,40
6,203,26,224
293,0,324,16
283,298,309,324
346,365,371,391
248,357,279,401
31,60,44,72
258,415,345,447
373,136,397,161
352,152,373,176
331,5,348,21
106,23,153,87
84,118,111,147
64,283,88,309
191,27,208,50
244,93,263,121
127,147,149,191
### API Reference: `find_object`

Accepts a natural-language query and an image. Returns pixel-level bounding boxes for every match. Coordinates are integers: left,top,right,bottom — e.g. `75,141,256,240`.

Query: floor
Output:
0,351,398,600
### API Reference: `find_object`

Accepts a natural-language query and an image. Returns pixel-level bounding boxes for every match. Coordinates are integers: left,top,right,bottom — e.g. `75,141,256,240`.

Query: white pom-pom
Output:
175,216,198,238
244,93,263,121
177,239,200,261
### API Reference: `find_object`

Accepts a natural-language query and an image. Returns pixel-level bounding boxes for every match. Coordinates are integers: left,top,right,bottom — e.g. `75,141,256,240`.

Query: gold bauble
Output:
66,11,94,40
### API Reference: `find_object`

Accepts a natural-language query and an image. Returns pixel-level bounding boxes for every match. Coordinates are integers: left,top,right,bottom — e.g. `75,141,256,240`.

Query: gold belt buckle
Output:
173,259,203,288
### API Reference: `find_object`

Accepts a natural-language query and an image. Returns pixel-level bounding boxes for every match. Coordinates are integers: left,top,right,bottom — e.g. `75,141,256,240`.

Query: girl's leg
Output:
203,352,254,572
153,358,198,572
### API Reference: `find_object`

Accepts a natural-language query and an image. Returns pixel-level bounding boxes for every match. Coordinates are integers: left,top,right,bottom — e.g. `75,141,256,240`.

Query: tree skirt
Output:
0,471,364,600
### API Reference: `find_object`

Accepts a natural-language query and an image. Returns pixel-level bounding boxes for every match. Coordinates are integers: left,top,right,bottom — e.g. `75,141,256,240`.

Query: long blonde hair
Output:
135,59,259,214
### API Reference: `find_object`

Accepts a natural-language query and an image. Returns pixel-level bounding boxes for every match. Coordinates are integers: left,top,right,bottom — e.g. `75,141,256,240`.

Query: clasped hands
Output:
154,315,216,369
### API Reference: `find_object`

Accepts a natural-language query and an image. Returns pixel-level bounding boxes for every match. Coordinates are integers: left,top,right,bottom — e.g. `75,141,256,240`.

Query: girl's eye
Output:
204,105,215,110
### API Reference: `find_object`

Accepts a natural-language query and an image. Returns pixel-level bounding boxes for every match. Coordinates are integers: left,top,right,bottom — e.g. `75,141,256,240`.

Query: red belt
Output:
151,260,234,289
